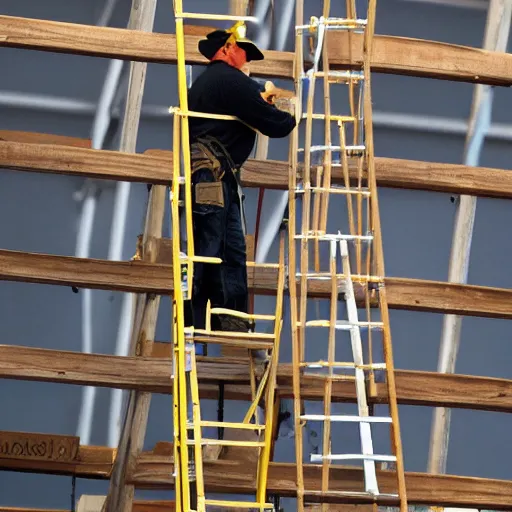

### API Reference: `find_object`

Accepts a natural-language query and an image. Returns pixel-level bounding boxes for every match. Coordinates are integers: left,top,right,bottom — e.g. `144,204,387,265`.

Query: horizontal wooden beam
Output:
2,249,512,319
4,141,512,201
2,344,512,413
328,32,512,86
131,457,512,509
0,430,511,508
0,431,510,508
0,16,292,80
0,130,91,148
2,16,512,85
0,142,171,184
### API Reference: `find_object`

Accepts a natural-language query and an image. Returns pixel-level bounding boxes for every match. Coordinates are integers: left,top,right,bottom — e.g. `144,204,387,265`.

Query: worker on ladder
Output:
187,21,297,340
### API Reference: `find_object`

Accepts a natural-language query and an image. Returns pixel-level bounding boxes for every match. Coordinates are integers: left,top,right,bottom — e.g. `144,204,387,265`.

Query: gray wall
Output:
1,0,512,508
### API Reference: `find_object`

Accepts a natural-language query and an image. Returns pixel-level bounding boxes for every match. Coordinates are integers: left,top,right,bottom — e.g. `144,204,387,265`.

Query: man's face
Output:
221,42,248,70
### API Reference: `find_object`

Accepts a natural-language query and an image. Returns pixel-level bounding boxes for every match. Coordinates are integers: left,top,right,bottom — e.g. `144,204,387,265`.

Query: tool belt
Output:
190,135,239,185
190,135,247,235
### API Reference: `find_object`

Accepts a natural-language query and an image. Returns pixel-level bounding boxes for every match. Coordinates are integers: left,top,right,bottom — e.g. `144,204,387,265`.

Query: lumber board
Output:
2,249,512,318
1,345,512,412
328,31,512,86
0,438,511,509
0,142,171,183
130,458,512,509
0,16,292,80
0,502,175,512
0,249,173,294
0,130,91,148
3,16,512,85
0,431,79,464
5,141,512,201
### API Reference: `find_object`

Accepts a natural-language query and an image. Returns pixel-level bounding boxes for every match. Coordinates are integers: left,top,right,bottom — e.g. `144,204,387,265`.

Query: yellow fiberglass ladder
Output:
288,1,408,511
171,2,285,511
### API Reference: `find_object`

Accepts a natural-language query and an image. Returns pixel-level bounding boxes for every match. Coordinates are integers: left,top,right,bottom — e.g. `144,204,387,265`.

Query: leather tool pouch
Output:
195,181,224,207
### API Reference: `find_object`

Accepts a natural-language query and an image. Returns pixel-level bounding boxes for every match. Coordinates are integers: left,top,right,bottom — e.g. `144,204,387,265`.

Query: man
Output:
187,22,297,336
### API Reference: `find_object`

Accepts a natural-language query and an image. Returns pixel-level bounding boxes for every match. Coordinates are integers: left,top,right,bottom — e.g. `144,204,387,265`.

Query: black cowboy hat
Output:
198,22,264,62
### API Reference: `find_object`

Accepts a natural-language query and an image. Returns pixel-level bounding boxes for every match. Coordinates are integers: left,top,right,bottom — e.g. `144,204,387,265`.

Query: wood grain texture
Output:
4,16,512,84
2,249,512,318
0,130,90,148
5,141,512,200
1,439,511,508
0,142,171,183
328,31,512,85
1,345,512,412
0,249,173,294
0,16,293,79
130,458,512,509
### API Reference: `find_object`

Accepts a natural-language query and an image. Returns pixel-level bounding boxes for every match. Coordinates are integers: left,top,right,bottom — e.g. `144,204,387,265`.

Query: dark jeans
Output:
191,168,248,331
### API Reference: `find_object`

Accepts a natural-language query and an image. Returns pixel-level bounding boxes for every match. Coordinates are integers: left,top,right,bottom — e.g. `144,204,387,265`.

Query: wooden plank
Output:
1,439,511,509
0,249,173,294
0,16,293,80
0,130,91,148
386,278,512,318
0,443,112,476
4,16,512,85
1,345,512,412
0,431,79,464
328,31,512,86
0,142,171,183
5,141,512,200
3,249,512,318
130,458,512,509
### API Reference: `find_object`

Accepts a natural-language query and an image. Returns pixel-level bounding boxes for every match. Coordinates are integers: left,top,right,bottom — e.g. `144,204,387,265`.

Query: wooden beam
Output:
130,458,512,510
3,15,512,85
2,249,512,318
0,16,293,80
5,141,512,201
0,437,511,509
0,130,91,148
1,345,512,413
0,142,171,183
328,31,512,86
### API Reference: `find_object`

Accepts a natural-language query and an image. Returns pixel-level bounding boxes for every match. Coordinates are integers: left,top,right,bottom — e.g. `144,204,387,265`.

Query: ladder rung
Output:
295,186,371,197
302,71,365,81
303,362,387,370
303,320,384,330
189,421,266,430
192,330,274,350
304,490,399,500
176,12,258,22
295,233,373,242
204,500,274,510
300,115,356,122
300,414,392,423
190,439,265,447
310,453,397,462
181,255,223,264
210,308,276,321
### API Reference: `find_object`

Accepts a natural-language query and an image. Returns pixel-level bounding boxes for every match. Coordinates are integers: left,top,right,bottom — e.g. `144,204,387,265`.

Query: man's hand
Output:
260,81,300,120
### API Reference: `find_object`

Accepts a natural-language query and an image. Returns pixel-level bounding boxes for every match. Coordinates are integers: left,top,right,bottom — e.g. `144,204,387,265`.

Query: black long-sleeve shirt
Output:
188,60,297,168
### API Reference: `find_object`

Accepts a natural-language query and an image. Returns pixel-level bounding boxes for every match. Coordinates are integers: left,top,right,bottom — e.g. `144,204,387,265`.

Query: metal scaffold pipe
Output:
427,0,512,475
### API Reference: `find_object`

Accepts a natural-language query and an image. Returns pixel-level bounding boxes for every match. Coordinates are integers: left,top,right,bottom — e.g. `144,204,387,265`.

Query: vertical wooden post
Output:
101,1,162,511
428,0,512,476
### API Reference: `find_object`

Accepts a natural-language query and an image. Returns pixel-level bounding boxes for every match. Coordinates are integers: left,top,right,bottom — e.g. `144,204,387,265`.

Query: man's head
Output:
198,22,264,70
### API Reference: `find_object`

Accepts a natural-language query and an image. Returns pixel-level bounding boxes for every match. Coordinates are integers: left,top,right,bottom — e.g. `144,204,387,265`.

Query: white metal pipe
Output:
96,0,120,27
106,0,158,449
427,0,512,476
74,182,98,445
76,35,127,448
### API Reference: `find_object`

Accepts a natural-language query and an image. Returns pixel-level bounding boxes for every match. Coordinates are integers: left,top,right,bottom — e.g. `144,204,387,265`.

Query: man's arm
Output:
220,71,297,138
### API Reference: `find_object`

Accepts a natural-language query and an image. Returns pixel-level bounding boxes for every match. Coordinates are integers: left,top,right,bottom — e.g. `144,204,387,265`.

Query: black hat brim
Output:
198,35,264,62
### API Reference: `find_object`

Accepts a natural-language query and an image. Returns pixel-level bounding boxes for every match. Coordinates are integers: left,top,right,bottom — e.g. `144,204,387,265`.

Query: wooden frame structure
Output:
1,1,512,510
